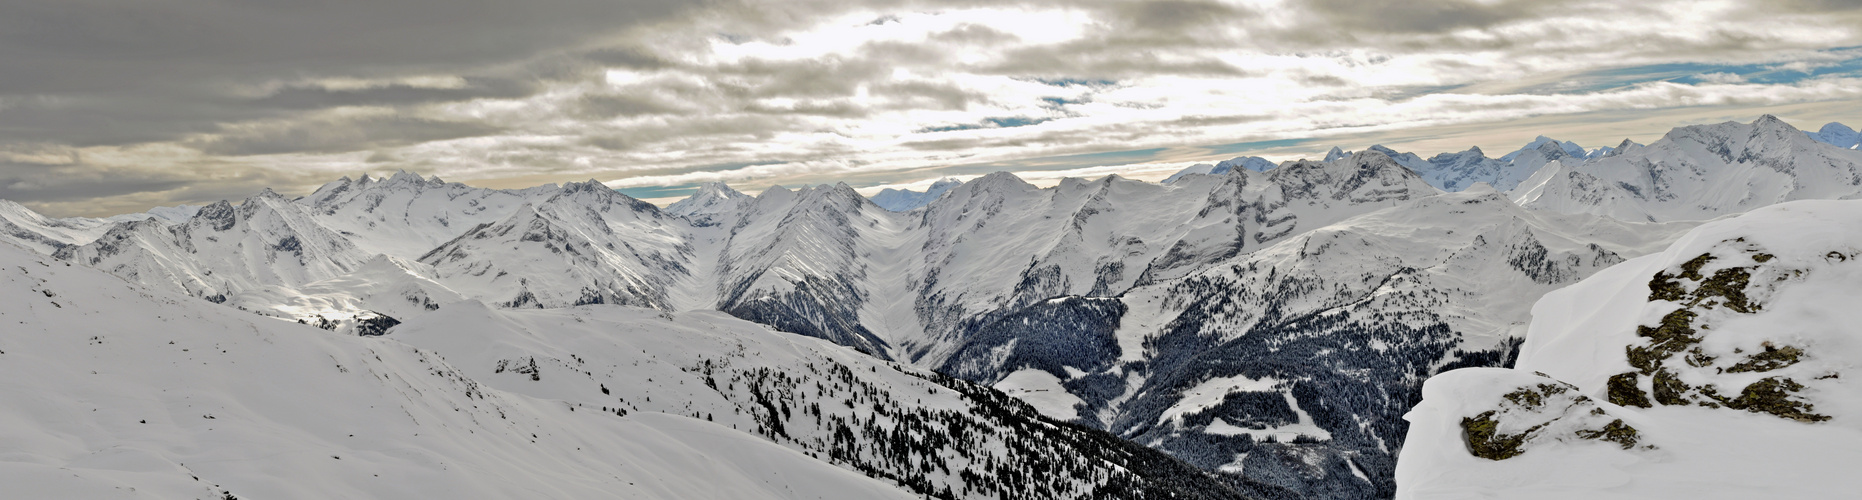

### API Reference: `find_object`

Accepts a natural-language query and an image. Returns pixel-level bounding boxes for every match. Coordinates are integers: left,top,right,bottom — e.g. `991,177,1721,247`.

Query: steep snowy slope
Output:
56,190,373,304
714,184,898,357
0,239,923,500
1807,121,1860,149
0,200,199,255
909,153,1441,367
868,178,963,211
0,200,119,254
1398,199,1862,499
419,180,691,310
934,187,1693,498
302,171,561,258
1514,115,1862,221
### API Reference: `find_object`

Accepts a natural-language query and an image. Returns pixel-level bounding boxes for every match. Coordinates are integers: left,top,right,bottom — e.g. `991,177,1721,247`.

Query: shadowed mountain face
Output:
6,116,1859,498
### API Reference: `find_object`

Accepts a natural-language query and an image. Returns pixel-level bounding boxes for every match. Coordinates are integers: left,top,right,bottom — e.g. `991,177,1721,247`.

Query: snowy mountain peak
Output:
558,178,615,196
756,184,793,199
1501,135,1584,162
1534,138,1570,160
924,177,964,192
693,181,746,199
1217,156,1277,173
1751,113,1790,130
384,169,426,186
1658,114,1819,156
1808,121,1860,149
666,182,753,223
1162,164,1218,183
1323,146,1351,162
192,200,238,231
969,171,1039,192
1602,138,1638,158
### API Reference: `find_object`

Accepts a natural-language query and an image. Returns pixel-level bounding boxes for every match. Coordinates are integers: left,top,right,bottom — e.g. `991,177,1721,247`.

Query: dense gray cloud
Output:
250,79,539,110
1303,0,1540,33
0,0,697,148
192,115,506,156
3,0,1862,216
0,0,693,93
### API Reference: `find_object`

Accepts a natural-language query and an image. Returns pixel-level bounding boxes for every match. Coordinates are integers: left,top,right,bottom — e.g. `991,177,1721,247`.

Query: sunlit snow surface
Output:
0,241,916,500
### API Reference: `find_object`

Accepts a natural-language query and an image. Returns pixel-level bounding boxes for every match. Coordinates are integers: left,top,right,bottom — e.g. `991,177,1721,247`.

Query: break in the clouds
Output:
4,0,1862,215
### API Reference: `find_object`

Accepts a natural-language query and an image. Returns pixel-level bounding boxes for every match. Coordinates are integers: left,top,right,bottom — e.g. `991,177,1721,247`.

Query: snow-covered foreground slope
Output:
0,240,920,500
1514,115,1862,222
0,234,1249,499
1398,199,1862,499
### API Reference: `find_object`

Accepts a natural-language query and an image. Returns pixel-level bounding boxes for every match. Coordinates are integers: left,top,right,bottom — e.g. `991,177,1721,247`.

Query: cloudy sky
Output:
4,0,1862,216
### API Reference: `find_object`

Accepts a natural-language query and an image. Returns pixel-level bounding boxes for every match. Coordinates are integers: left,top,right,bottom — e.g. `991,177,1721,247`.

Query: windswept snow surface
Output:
1398,200,1862,499
0,240,919,500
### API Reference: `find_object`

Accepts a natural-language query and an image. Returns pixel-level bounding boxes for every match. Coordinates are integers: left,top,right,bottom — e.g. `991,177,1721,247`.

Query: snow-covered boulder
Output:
1399,199,1862,499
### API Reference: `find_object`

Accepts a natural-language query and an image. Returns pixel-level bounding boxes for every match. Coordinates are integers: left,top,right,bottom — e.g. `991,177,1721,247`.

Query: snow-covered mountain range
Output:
1514,116,1862,222
2,115,1857,499
1168,136,1634,193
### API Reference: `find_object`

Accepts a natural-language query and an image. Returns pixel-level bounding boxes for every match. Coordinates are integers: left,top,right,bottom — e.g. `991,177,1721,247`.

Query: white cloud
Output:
9,0,1862,215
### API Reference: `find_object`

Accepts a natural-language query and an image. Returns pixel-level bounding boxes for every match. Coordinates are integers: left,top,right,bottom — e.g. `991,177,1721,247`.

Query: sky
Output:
3,0,1862,216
